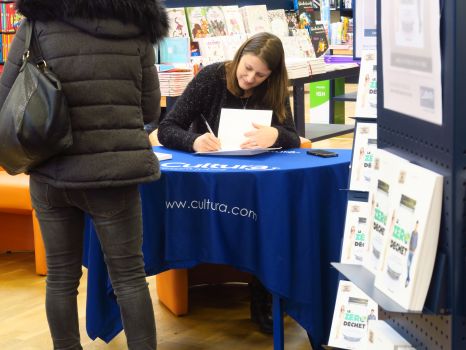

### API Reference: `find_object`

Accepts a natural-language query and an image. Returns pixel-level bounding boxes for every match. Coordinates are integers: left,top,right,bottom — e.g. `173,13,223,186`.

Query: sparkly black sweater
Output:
158,62,300,152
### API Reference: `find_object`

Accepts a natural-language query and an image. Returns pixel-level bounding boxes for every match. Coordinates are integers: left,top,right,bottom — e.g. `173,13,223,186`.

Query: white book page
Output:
217,108,273,150
154,152,172,161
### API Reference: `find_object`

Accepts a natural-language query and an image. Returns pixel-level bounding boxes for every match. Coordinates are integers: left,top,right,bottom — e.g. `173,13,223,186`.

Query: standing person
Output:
158,32,300,334
1,1,168,349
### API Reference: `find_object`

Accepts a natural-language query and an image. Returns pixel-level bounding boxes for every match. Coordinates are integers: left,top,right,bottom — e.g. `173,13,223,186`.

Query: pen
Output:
200,114,215,136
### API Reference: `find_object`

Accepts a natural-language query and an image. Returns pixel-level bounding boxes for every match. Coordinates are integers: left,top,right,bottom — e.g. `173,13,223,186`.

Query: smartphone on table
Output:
306,149,338,158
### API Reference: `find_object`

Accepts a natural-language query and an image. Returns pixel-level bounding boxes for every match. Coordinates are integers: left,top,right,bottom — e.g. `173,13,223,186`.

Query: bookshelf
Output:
335,0,465,349
164,0,294,10
0,0,21,64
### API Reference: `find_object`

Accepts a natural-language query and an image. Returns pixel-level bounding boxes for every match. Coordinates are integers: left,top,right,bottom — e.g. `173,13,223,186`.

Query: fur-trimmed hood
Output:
15,0,168,43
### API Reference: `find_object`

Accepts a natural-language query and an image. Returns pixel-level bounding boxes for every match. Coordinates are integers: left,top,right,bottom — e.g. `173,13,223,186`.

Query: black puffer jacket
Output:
0,0,168,188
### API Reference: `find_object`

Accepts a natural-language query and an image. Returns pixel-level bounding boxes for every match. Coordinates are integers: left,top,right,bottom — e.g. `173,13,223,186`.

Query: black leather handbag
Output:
0,20,72,175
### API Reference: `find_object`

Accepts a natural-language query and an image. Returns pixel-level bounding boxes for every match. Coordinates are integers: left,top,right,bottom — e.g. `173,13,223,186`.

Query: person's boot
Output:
249,277,273,334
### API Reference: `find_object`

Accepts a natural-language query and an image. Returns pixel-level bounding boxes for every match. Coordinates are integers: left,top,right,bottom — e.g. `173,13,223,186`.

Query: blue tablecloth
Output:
83,147,351,348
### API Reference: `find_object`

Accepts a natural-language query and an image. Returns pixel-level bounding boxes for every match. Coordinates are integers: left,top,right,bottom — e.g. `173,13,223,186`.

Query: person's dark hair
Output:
225,32,289,122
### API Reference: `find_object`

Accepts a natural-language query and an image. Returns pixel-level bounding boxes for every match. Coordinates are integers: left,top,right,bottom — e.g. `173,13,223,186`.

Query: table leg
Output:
292,84,305,137
272,294,284,350
329,79,335,124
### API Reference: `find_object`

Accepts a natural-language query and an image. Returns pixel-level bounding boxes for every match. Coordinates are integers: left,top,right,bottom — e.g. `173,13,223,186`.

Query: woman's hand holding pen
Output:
194,113,221,152
241,122,279,149
193,133,221,152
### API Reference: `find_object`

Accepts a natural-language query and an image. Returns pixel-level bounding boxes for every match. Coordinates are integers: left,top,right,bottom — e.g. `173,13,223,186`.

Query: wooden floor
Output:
0,88,356,349
0,252,312,350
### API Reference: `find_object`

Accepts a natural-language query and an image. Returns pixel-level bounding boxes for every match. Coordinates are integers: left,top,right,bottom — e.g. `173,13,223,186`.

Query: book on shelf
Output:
284,10,299,36
197,36,226,65
328,280,378,350
342,0,353,9
311,0,321,10
205,6,227,36
166,7,189,38
349,121,378,192
309,23,329,58
1,2,17,32
221,5,246,36
240,5,271,34
366,149,409,275
367,320,415,349
294,29,317,58
340,200,370,265
296,0,314,29
282,33,316,60
374,157,443,311
158,37,190,64
355,50,378,119
2,32,13,62
222,34,248,60
282,35,308,59
267,9,289,37
185,7,211,41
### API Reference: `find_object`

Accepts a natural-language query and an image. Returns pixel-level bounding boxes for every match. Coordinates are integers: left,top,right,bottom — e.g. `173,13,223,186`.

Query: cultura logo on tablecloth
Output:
161,162,279,171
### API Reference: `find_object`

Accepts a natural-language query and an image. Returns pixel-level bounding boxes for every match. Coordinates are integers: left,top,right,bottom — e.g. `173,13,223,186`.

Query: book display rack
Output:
334,0,465,349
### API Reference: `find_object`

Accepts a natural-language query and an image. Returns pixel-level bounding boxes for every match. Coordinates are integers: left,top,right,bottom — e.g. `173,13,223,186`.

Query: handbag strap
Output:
22,19,46,67
22,19,33,62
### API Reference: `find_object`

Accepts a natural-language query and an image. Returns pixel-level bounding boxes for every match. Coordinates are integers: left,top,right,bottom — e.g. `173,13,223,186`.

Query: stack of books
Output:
157,69,193,97
285,57,325,79
325,61,359,72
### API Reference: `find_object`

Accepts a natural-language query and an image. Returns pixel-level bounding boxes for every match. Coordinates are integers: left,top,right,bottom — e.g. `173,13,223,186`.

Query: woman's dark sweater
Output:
158,62,300,152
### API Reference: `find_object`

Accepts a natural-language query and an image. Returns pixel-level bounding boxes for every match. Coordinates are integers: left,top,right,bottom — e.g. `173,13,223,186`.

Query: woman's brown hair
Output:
225,32,289,123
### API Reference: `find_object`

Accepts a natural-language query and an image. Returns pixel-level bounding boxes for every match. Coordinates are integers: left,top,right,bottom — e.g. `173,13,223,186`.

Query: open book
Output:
196,108,278,156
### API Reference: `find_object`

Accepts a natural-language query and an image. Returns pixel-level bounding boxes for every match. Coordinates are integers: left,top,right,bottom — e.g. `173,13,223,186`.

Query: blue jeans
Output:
30,177,156,350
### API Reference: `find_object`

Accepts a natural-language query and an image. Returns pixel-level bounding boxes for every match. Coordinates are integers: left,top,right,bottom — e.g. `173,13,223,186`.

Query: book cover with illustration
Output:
185,7,211,41
355,50,378,119
365,150,409,276
285,10,299,36
222,34,248,60
221,5,246,35
349,121,378,192
240,5,271,34
197,36,226,65
341,200,370,265
166,8,189,38
374,159,443,311
268,9,289,37
297,0,314,29
205,6,227,36
158,37,191,64
309,24,329,57
294,31,317,58
329,280,378,349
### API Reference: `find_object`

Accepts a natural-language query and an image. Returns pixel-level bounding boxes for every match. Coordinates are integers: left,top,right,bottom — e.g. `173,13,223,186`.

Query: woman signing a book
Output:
158,32,300,153
158,32,300,334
